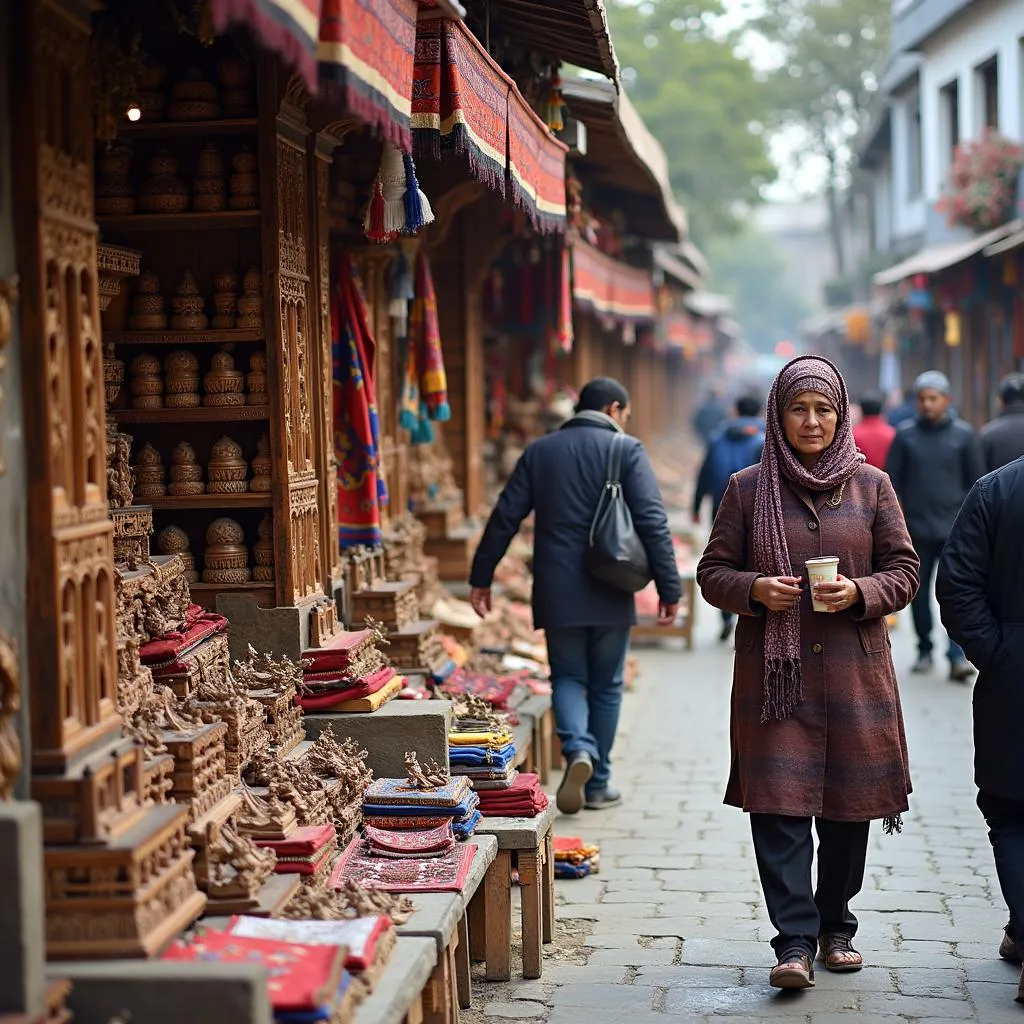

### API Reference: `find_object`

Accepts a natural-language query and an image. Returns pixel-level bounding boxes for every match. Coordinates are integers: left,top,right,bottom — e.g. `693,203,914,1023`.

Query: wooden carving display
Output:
0,631,21,801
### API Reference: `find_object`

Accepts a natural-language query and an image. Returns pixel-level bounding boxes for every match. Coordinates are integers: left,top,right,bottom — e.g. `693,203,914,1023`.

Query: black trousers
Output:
750,814,870,958
978,790,1024,958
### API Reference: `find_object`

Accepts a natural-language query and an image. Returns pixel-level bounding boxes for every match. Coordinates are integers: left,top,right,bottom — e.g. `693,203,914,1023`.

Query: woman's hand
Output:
813,574,860,613
751,576,803,612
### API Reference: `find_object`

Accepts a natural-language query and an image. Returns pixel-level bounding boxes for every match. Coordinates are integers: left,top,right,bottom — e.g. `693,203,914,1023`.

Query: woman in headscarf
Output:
697,355,919,990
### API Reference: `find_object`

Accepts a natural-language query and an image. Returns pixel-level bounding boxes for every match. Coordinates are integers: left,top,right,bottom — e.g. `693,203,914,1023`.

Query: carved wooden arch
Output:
282,71,312,117
423,182,486,251
317,119,364,146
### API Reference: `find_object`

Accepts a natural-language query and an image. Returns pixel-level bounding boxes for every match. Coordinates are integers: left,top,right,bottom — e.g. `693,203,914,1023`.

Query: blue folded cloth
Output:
363,794,478,819
274,974,353,1024
453,809,481,840
449,744,516,768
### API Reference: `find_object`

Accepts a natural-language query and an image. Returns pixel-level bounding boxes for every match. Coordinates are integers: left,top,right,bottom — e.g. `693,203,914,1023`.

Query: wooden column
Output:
13,0,121,772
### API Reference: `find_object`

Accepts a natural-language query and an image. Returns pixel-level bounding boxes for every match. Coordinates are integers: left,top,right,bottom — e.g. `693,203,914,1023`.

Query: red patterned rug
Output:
330,837,476,892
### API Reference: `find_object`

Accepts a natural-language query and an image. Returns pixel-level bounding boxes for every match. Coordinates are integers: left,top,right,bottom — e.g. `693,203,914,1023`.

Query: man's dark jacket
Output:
692,416,764,520
470,415,681,631
980,402,1024,473
937,457,1024,800
884,415,984,542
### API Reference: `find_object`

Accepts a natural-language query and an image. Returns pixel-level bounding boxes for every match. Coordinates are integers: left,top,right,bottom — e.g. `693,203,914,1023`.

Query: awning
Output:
571,239,655,323
873,220,1024,285
562,76,686,242
210,0,423,150
985,226,1024,257
684,291,733,318
653,246,703,291
412,11,567,232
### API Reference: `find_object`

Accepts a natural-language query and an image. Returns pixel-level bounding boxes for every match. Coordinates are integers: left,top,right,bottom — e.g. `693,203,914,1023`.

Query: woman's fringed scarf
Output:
333,251,388,549
754,355,864,723
399,249,450,445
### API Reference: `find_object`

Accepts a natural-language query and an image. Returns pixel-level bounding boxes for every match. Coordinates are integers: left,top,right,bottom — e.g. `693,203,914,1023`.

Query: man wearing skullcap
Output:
886,371,984,681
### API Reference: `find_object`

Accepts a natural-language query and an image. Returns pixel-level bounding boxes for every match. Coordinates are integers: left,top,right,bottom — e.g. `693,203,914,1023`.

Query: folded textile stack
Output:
553,835,600,878
298,628,403,712
364,820,455,859
225,913,396,975
255,824,337,884
476,772,548,817
438,668,523,711
448,742,517,790
330,835,478,893
163,930,359,1023
362,758,481,840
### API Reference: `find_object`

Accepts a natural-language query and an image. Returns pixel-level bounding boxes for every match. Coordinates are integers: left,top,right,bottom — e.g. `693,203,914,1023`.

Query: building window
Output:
939,79,959,182
976,57,999,130
907,92,922,198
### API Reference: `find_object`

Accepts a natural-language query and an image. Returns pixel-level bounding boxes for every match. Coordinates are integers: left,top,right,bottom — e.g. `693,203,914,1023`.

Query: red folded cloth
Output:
256,824,335,859
364,821,455,856
140,606,228,668
301,630,373,674
162,931,345,1012
297,667,396,712
477,773,549,816
439,669,520,708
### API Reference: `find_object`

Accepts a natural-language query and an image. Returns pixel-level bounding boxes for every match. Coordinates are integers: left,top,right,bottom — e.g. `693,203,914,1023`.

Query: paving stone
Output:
546,1010,665,1024
548,983,655,1011
662,983,858,1016
633,965,744,987
585,946,678,968
857,992,973,1017
542,964,628,985
483,1001,548,1019
893,966,967,997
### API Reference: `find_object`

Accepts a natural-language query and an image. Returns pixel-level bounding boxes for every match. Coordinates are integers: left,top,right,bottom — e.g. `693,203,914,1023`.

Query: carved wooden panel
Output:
14,0,121,768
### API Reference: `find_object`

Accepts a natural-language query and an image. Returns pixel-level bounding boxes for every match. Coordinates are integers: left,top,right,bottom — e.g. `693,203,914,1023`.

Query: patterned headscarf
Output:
753,355,864,722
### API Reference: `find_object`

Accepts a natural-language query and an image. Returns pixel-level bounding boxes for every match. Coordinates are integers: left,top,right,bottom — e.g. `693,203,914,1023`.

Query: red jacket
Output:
854,415,896,470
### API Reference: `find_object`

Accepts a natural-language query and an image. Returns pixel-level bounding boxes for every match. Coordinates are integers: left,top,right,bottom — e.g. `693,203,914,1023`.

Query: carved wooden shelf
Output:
115,407,270,423
118,118,259,138
148,494,272,510
98,211,261,232
105,329,265,346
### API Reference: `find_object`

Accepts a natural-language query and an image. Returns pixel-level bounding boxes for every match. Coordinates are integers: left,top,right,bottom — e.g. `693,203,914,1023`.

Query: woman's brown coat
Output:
697,463,919,821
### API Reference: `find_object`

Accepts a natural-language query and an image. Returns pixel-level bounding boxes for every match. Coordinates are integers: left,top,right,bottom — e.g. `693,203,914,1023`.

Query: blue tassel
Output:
399,407,420,433
402,153,434,234
431,401,451,423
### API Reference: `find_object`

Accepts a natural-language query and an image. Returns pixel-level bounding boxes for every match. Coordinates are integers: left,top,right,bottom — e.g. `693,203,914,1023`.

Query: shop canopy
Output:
562,76,687,243
873,219,1024,286
571,238,656,324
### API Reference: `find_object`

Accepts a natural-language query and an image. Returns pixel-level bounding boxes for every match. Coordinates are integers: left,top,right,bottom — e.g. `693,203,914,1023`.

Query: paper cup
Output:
806,557,840,612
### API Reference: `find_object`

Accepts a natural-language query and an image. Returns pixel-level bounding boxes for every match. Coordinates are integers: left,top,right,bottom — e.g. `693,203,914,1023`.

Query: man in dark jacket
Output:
937,457,1024,1002
693,388,727,448
469,377,681,814
980,373,1024,473
692,393,764,641
885,370,984,681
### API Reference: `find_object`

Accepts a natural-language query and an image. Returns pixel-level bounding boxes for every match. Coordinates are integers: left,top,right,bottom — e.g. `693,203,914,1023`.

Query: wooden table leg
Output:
455,911,472,1009
518,848,543,979
484,850,513,982
537,710,552,785
467,888,487,963
550,729,562,772
542,828,555,944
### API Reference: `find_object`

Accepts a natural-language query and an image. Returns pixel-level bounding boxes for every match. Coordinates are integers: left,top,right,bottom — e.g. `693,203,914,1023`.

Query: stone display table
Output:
354,936,437,1024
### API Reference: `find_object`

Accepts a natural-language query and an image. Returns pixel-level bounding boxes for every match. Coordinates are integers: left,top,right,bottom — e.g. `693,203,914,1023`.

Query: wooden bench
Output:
513,693,553,785
631,571,697,650
353,935,437,1024
469,804,556,981
394,836,497,1022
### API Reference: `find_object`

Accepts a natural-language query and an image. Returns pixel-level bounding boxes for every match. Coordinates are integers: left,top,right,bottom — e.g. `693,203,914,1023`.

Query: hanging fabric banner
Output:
507,85,568,234
571,239,656,325
332,252,389,548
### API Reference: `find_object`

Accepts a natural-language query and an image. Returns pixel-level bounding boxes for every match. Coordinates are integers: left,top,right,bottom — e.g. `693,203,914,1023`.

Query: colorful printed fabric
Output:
411,14,507,192
297,667,397,711
439,670,519,708
365,820,455,855
452,809,480,839
226,914,394,973
361,795,478,820
399,249,450,444
162,931,345,1013
333,251,388,548
554,860,592,878
330,836,477,892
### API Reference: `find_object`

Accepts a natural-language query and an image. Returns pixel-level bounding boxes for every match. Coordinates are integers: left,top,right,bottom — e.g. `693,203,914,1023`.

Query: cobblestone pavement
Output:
470,597,1024,1023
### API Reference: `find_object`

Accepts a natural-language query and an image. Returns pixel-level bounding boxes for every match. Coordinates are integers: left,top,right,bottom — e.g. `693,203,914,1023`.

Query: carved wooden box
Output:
385,619,447,674
111,505,154,570
249,686,304,756
163,721,234,822
152,633,231,699
349,580,420,632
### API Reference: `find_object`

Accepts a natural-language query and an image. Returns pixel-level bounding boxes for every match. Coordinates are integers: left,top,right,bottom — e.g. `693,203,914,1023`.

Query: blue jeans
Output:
546,626,631,794
913,538,966,664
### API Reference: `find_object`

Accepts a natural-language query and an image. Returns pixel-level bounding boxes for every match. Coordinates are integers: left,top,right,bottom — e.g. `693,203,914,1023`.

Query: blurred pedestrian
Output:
887,389,916,428
693,387,727,447
853,391,896,469
692,393,765,641
469,377,681,814
698,355,918,991
937,457,1024,1004
885,370,983,681
980,372,1024,473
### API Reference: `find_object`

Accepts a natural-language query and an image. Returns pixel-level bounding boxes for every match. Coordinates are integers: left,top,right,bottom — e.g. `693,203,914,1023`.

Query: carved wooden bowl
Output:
207,463,248,483
206,479,250,494
165,392,202,408
207,517,245,546
202,566,252,584
249,474,272,493
213,294,238,314
134,465,166,486
252,565,274,582
130,376,164,397
132,394,164,410
203,392,246,408
204,546,249,570
135,481,167,500
96,195,137,216
168,480,206,496
170,312,209,331
156,525,190,554
253,541,274,566
170,463,203,483
168,100,221,121
203,370,244,394
128,313,168,330
138,191,190,214
131,353,162,376
211,314,236,330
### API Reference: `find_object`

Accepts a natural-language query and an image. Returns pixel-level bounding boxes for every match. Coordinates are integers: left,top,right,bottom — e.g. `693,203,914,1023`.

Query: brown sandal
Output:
818,933,863,972
769,950,815,989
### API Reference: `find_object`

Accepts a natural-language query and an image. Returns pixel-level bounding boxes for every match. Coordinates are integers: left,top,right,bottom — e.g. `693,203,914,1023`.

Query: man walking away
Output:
980,373,1024,473
469,377,681,814
853,391,896,469
887,389,916,428
692,393,764,641
937,457,1024,1004
693,388,727,448
885,370,983,681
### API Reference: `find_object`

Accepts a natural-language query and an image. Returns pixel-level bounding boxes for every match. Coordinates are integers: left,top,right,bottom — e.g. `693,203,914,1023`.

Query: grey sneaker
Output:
584,786,622,810
949,659,976,683
556,751,593,815
911,655,933,674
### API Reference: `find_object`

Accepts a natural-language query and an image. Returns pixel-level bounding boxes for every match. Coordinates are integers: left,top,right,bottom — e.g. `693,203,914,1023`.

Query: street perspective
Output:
3,1,1024,1023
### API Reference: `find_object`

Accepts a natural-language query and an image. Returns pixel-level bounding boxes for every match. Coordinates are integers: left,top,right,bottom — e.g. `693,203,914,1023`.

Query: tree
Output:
747,0,890,274
606,0,776,241
706,227,810,354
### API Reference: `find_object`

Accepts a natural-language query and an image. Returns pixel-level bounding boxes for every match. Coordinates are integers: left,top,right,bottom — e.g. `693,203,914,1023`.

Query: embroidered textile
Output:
331,837,476,892
365,775,470,807
452,809,481,839
139,606,228,667
333,252,388,548
226,914,394,973
571,238,656,325
257,824,336,858
162,931,346,1012
506,83,567,234
439,670,519,708
297,668,397,711
365,821,455,855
